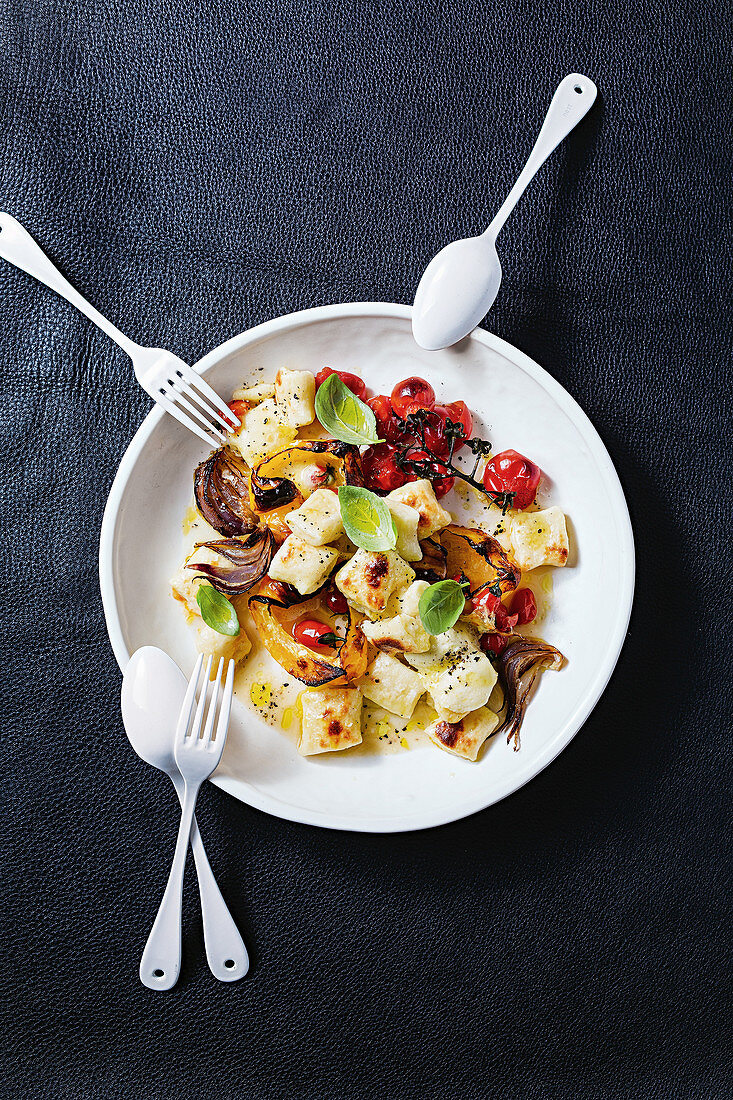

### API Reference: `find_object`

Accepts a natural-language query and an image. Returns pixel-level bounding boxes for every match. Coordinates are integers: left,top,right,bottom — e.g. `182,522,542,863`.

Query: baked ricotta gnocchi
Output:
172,368,569,761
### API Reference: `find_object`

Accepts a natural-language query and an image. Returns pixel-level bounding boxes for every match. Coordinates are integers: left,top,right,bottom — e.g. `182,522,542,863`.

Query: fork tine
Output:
179,377,238,435
178,362,240,426
175,654,204,745
176,362,240,428
188,655,213,741
201,658,224,748
156,389,223,448
213,659,235,748
171,380,229,440
166,382,227,443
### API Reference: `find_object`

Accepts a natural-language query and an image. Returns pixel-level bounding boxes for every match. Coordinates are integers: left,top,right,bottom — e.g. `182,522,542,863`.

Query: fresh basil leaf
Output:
338,486,397,551
196,583,240,637
315,373,381,445
418,579,466,635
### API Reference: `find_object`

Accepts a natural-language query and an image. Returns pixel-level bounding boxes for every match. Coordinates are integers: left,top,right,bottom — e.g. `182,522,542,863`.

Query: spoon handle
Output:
486,73,597,239
171,773,249,982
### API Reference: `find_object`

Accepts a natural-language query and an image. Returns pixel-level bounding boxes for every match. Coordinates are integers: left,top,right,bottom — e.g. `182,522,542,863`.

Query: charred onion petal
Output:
251,440,364,512
194,448,256,536
413,538,448,583
187,529,276,595
442,524,521,597
248,592,368,686
495,636,564,751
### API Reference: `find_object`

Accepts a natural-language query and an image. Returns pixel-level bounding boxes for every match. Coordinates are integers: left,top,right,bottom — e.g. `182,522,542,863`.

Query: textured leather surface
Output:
0,1,731,1097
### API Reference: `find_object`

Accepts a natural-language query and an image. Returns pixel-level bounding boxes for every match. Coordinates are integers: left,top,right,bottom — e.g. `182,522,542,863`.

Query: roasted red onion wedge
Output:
494,636,565,751
188,529,276,595
194,448,256,536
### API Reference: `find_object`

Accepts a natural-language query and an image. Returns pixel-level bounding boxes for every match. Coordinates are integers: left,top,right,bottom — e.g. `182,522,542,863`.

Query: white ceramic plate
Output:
100,303,634,832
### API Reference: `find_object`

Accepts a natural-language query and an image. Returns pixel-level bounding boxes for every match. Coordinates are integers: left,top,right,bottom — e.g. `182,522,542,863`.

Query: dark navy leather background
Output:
1,1,730,1097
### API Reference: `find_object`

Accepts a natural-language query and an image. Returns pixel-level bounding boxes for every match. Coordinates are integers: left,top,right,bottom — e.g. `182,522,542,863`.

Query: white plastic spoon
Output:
121,646,248,983
412,73,598,351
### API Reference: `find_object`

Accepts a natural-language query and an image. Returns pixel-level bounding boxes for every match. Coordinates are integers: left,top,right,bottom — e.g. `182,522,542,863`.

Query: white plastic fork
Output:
139,654,234,991
0,213,238,448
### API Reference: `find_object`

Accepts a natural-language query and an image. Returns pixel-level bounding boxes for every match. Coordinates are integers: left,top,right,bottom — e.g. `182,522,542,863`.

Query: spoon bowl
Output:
121,646,188,775
412,234,501,351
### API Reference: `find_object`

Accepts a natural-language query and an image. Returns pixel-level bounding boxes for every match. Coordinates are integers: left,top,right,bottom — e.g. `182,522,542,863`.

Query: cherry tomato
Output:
480,632,508,656
472,590,519,633
361,442,407,493
400,446,433,481
391,376,435,419
433,474,455,499
403,449,454,498
508,587,537,625
226,399,250,426
367,394,413,445
292,618,339,653
323,585,348,615
483,450,541,510
443,400,472,450
403,448,439,478
420,408,452,459
315,367,367,401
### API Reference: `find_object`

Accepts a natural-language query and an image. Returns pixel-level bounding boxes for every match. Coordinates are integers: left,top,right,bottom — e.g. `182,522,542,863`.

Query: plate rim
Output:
99,301,635,832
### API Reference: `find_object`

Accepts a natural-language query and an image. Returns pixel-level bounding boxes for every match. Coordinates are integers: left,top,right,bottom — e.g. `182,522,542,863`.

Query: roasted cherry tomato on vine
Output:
391,376,435,419
323,585,348,615
361,442,407,493
480,632,508,656
420,408,452,459
433,474,455,499
226,399,250,425
403,448,438,478
367,394,413,445
472,590,519,634
401,448,433,481
443,400,472,450
315,367,367,401
507,587,537,625
292,618,340,653
404,449,454,498
483,449,541,510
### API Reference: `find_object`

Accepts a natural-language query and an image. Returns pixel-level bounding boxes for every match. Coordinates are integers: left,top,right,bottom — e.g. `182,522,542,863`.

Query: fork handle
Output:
170,773,248,982
139,780,200,990
0,213,139,359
